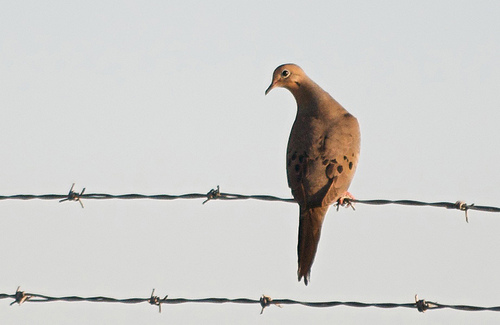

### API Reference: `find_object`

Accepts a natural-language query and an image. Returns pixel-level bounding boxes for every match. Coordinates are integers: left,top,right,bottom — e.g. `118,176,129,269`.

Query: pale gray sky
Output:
1,1,500,324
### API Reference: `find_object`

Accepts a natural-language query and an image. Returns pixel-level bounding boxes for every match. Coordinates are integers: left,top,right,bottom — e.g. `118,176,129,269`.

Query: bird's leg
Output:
336,191,356,211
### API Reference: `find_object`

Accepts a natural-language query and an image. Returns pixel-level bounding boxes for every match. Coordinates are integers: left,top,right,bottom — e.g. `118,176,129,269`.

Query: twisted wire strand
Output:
3,289,500,313
0,185,497,218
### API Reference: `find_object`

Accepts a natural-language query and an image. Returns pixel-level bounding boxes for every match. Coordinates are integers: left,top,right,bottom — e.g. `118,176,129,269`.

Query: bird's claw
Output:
336,192,356,211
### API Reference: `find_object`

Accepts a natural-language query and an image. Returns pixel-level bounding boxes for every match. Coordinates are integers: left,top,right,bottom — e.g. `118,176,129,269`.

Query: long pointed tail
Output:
297,205,329,285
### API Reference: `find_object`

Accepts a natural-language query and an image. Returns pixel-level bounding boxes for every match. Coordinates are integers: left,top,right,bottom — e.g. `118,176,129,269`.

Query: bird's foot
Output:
336,191,356,211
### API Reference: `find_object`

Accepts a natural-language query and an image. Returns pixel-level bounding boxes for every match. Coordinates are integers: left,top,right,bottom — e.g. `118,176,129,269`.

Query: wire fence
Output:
2,188,500,314
2,288,500,314
0,184,498,222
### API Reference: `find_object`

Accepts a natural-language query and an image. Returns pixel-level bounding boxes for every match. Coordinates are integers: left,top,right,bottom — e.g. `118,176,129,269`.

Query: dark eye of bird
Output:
281,70,290,78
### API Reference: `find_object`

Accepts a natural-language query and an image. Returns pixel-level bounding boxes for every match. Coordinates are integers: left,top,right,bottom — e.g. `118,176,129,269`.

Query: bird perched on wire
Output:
265,64,360,285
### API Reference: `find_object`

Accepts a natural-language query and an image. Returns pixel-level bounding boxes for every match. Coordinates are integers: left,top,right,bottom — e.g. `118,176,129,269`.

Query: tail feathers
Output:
297,206,329,285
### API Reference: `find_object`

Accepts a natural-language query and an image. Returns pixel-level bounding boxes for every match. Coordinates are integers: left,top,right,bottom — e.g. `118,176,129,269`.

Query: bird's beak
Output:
265,81,276,95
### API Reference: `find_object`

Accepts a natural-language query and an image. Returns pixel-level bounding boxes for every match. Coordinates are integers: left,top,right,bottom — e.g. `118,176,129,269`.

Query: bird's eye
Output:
281,70,290,78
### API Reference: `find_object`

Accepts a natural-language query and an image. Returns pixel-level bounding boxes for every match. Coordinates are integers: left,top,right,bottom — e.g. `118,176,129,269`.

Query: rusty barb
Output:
454,201,473,223
10,287,31,306
59,183,85,208
259,295,281,314
203,185,221,204
149,289,168,313
415,294,438,312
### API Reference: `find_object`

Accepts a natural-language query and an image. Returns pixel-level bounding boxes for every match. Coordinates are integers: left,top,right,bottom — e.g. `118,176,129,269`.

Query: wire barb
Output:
10,287,31,306
203,185,221,204
454,201,472,223
59,183,85,208
149,289,168,313
260,295,272,314
259,295,282,314
414,294,439,312
415,294,428,312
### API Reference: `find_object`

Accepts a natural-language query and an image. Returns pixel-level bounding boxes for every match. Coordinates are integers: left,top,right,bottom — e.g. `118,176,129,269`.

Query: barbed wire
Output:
0,184,498,222
3,287,500,314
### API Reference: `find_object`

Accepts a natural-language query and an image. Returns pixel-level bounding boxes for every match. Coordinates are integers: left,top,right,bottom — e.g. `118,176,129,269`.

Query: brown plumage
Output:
266,64,360,285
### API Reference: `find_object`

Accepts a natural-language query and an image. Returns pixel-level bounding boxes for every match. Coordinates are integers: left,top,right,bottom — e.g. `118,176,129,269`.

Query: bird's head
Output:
265,63,305,95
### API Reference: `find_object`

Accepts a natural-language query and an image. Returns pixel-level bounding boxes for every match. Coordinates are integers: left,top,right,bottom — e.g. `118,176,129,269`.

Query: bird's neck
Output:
290,81,344,119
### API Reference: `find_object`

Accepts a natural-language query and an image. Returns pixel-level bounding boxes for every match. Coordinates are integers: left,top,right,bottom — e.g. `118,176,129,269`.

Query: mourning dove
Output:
266,64,360,285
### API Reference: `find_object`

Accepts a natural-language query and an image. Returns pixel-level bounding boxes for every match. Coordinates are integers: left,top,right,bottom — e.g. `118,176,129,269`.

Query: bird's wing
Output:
287,113,360,208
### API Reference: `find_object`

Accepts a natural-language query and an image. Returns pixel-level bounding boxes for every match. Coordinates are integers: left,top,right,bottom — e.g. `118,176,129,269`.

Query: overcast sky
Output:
1,1,500,324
